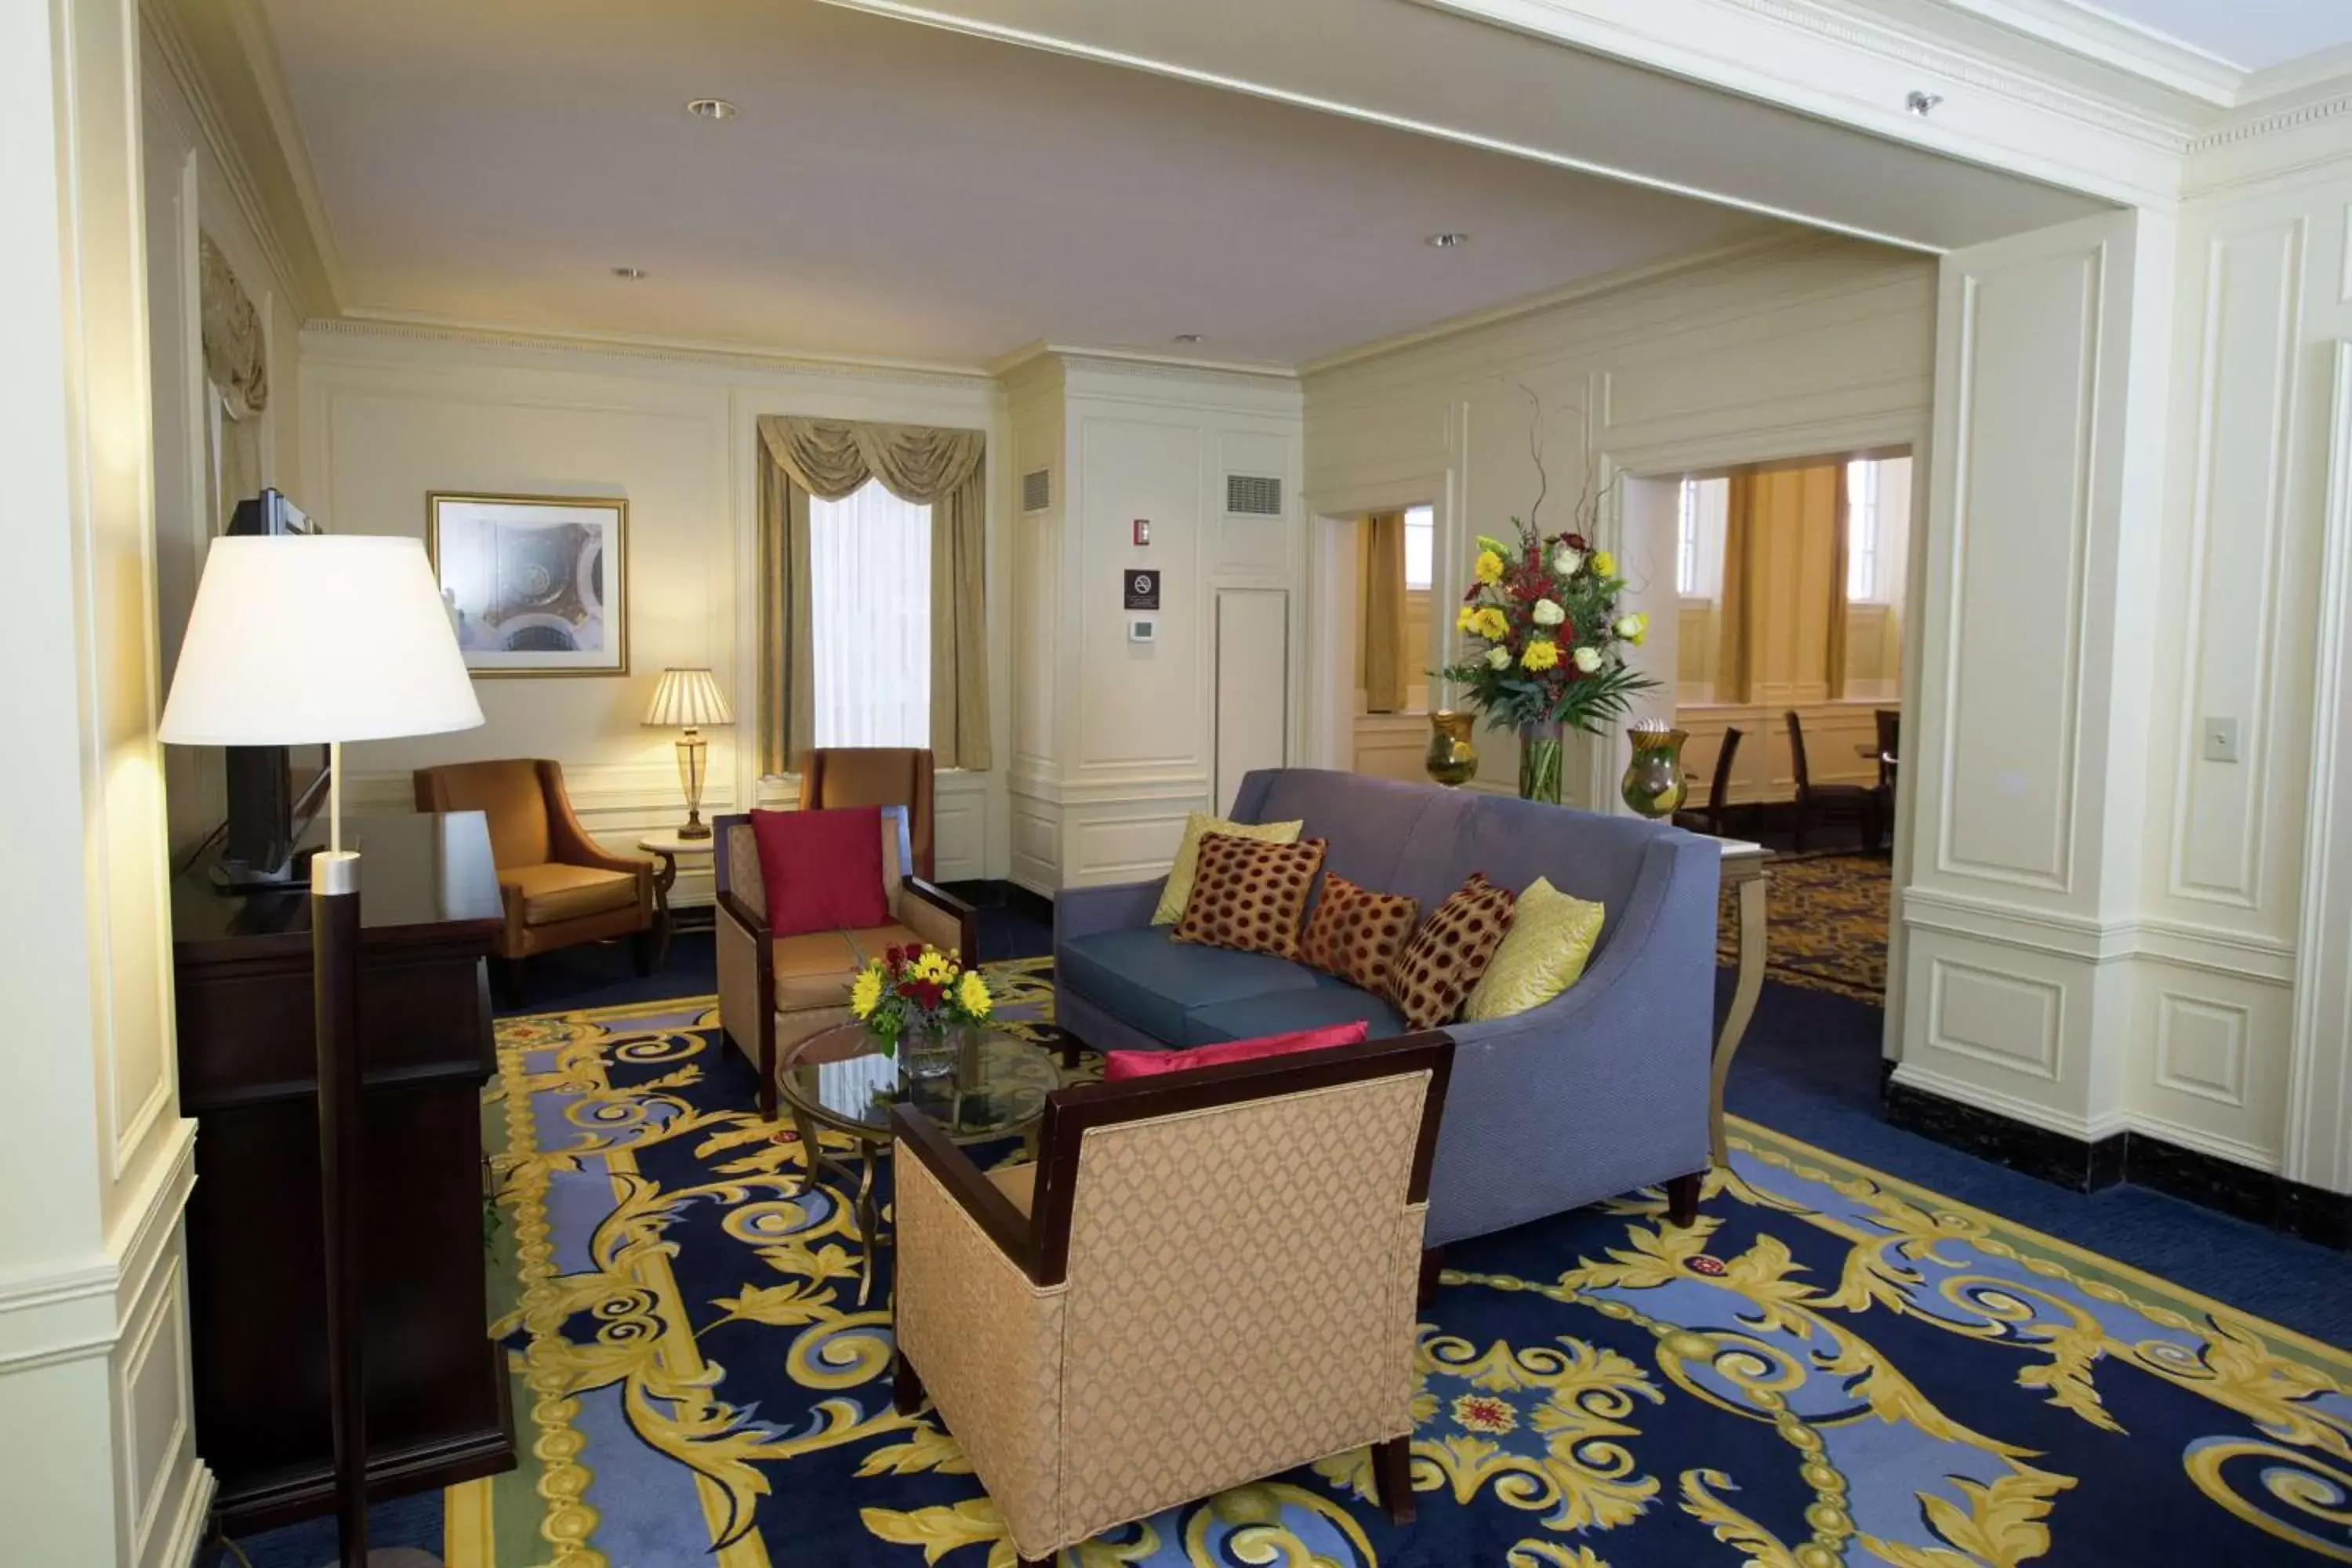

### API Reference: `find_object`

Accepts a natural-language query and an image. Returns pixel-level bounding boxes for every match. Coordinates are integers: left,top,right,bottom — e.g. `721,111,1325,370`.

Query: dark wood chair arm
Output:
716,889,772,947
903,877,979,967
888,1105,1040,1282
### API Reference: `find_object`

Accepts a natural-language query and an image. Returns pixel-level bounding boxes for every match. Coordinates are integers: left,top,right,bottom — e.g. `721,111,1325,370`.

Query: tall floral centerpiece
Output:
850,943,993,1080
1439,514,1654,804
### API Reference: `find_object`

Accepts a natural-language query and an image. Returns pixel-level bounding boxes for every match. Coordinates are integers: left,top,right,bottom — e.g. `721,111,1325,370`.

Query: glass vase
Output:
1518,720,1565,805
898,1016,958,1083
1621,728,1690,818
1425,710,1479,787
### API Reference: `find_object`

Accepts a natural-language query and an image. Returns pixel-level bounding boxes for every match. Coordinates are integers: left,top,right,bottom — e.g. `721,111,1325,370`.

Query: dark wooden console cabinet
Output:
172,810,517,1534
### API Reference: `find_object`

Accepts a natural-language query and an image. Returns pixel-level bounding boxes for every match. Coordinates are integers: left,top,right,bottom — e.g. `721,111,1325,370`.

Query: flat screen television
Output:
211,488,332,889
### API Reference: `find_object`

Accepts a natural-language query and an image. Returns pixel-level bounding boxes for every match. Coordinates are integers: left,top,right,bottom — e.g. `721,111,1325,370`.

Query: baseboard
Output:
160,1462,216,1568
1885,1079,2352,1249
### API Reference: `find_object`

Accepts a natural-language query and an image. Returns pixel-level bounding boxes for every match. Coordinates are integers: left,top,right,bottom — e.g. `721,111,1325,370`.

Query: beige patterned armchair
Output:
890,1033,1456,1566
715,806,975,1120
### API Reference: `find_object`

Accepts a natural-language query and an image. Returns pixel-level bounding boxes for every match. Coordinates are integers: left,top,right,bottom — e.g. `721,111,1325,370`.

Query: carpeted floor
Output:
251,982,2352,1566
1718,851,1888,1002
209,892,2352,1567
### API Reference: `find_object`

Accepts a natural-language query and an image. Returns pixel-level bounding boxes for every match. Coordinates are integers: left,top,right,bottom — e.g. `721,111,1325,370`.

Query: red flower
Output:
1566,532,1588,551
1686,1254,1727,1276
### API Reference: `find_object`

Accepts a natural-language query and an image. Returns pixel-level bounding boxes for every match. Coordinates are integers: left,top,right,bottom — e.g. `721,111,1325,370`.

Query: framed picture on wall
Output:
426,492,628,677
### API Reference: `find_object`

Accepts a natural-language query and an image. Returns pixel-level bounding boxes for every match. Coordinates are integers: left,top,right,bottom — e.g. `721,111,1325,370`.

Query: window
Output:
1846,459,1880,601
808,478,931,747
1675,479,1700,597
1403,504,1433,591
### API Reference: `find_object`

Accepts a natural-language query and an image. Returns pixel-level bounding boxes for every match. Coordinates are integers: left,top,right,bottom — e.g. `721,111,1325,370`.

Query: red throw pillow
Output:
1102,1021,1370,1081
749,806,889,938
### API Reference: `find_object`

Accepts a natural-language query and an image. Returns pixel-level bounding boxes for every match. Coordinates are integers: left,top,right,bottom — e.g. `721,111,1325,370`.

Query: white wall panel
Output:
1937,250,2100,891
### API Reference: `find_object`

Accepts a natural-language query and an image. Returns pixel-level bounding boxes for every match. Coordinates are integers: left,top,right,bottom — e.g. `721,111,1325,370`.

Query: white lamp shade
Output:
643,666,733,728
158,535,485,746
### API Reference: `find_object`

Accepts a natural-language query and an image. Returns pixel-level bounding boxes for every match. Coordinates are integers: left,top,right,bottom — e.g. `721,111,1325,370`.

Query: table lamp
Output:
642,666,732,839
159,534,483,1568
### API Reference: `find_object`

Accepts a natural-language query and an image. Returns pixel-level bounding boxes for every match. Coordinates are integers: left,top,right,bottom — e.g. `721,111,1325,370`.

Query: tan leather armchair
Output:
890,1033,1456,1567
798,747,936,880
411,758,655,1003
714,805,975,1120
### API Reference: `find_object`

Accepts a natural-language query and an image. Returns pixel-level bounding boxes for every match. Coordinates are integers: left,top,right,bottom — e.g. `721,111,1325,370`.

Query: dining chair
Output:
1784,710,1883,853
1672,726,1745,837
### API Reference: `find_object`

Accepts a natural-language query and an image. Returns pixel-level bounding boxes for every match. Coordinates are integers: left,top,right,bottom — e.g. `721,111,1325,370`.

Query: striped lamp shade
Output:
643,666,733,728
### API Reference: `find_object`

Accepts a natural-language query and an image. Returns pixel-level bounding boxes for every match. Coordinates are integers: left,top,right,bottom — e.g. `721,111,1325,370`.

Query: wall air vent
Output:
1225,474,1283,517
1022,469,1052,514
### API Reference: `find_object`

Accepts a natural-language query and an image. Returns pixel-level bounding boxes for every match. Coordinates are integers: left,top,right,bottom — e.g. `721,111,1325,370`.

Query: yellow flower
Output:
1455,604,1480,633
1521,640,1560,672
956,969,993,1019
1474,549,1505,586
1592,550,1618,578
850,966,883,1019
913,948,954,982
1472,606,1510,641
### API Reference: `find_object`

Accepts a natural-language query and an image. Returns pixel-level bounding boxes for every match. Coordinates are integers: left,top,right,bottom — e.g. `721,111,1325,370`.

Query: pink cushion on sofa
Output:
750,806,889,938
1101,1021,1370,1081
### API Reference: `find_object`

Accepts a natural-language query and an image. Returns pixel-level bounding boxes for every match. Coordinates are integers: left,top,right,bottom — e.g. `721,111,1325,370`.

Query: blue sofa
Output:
1053,768,1720,1247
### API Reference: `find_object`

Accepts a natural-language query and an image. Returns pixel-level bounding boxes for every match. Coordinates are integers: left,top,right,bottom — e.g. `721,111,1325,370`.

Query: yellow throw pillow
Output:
1152,811,1305,925
1464,877,1606,1020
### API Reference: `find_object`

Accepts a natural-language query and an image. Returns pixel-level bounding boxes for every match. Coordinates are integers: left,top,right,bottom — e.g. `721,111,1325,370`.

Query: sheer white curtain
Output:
809,477,932,747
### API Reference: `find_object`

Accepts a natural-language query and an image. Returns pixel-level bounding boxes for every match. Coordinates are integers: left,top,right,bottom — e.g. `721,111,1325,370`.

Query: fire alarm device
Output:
1133,518,1152,546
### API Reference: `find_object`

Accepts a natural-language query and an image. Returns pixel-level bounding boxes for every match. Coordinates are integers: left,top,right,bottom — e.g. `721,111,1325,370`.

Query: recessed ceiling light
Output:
687,97,739,122
1172,333,1203,344
612,266,648,281
1425,232,1469,249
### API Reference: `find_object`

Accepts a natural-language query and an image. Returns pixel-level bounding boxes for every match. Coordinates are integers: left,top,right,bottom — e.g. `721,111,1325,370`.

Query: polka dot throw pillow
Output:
1171,832,1328,961
1298,871,1421,996
1384,873,1519,1030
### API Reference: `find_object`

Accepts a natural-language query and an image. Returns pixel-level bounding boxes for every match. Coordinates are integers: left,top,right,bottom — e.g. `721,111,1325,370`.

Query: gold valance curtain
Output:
756,415,990,773
198,234,268,527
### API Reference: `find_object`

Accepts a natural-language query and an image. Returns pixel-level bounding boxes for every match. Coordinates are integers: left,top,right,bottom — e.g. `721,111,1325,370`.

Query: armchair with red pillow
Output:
713,804,977,1120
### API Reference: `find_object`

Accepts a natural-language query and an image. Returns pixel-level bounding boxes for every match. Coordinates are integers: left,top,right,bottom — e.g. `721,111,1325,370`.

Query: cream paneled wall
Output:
1305,233,1936,808
2,0,210,1560
296,327,1013,898
1005,354,1305,892
2139,147,2352,1186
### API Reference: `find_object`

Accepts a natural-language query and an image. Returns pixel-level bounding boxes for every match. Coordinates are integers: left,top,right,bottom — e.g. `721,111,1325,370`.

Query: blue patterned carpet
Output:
416,968,2351,1567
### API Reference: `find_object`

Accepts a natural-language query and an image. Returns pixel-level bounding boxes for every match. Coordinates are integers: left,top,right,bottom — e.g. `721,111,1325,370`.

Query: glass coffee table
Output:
777,1022,1062,1305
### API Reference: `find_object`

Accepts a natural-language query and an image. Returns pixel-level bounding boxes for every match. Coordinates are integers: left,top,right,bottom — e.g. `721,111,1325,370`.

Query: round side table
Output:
637,830,717,971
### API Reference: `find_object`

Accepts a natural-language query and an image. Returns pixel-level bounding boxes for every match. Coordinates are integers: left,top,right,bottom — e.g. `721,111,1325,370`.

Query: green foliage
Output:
1436,513,1657,735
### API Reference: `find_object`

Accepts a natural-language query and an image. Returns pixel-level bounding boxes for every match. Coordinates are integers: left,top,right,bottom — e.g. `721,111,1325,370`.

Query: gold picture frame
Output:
426,492,629,677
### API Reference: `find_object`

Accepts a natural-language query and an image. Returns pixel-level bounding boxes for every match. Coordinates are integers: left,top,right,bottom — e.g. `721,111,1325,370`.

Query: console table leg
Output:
1711,871,1768,1167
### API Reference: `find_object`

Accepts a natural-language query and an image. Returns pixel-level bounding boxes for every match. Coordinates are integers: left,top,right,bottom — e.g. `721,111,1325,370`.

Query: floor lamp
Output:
160,535,484,1568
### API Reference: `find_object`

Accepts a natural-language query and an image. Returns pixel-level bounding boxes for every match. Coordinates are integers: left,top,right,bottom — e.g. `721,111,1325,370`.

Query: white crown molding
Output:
1907,0,2242,105
985,340,1299,383
140,0,347,315
307,311,999,389
2189,82,2352,154
138,0,310,314
216,0,349,310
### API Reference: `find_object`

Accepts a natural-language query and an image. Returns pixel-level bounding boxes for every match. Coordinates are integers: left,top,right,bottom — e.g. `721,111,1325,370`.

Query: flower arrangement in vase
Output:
1438,506,1656,804
850,943,993,1079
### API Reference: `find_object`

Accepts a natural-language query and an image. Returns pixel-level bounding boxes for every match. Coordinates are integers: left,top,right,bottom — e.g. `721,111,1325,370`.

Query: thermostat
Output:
1128,618,1156,644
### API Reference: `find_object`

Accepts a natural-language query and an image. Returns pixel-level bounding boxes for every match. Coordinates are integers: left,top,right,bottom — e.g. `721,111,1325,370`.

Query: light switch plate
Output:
2203,716,2241,764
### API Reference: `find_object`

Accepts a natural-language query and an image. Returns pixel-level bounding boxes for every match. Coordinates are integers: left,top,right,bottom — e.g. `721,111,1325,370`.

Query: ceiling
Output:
2067,0,2352,72
254,0,1788,368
